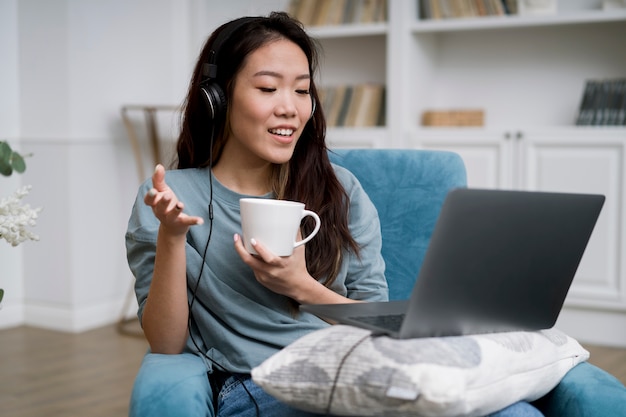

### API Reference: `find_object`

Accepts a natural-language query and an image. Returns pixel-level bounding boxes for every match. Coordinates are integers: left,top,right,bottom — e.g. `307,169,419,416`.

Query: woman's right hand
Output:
144,164,204,235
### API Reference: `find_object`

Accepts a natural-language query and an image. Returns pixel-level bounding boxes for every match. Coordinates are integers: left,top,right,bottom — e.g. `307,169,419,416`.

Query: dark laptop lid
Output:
400,188,605,338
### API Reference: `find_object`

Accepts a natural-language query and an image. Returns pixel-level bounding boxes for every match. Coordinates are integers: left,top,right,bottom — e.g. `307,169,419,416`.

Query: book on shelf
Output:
336,86,353,126
288,0,317,26
320,84,386,127
576,79,626,126
517,0,556,16
287,0,387,27
419,0,517,20
343,85,363,127
602,0,626,11
354,84,386,127
421,109,485,127
325,85,347,127
619,81,626,126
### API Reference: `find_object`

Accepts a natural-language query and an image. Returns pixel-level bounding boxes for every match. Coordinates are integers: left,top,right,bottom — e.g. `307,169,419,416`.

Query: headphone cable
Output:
325,332,370,416
186,124,260,417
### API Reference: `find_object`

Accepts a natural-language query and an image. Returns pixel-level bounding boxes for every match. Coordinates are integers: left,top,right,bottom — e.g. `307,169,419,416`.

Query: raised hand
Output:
144,164,204,235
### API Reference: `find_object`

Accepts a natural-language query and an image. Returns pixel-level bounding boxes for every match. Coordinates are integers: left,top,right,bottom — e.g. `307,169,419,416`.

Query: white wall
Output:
19,0,195,332
0,0,24,328
0,0,277,331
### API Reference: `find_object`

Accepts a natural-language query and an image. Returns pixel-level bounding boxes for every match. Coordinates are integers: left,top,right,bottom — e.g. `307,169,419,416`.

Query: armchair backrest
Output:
329,149,467,300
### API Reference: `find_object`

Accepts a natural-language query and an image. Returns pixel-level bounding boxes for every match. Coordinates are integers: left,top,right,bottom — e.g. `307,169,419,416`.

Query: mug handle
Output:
294,210,321,248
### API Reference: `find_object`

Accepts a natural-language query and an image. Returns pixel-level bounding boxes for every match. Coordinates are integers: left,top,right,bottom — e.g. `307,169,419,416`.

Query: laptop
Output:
301,188,605,339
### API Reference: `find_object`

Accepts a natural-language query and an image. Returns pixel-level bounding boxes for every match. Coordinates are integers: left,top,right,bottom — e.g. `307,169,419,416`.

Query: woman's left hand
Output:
234,233,359,306
233,232,312,301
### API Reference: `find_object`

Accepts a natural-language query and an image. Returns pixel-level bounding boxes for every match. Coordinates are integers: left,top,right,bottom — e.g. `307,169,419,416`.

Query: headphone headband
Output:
203,16,260,83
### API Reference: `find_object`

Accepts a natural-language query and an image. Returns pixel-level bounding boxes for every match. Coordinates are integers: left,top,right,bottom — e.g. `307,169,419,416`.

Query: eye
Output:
258,87,276,93
296,89,310,95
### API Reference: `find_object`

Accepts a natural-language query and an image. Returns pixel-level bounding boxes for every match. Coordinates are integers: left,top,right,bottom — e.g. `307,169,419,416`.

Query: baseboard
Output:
556,307,626,348
0,302,25,329
23,298,127,333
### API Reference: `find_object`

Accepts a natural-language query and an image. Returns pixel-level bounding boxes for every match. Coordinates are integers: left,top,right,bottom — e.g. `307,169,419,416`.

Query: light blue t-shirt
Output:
126,164,388,373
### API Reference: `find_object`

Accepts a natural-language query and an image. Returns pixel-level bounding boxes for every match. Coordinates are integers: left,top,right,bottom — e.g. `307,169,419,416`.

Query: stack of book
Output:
421,109,485,127
419,0,518,19
576,79,626,126
287,0,387,27
319,84,386,127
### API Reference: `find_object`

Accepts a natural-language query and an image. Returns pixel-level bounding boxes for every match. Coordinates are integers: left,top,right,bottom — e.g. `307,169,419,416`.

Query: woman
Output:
126,11,386,417
126,11,543,417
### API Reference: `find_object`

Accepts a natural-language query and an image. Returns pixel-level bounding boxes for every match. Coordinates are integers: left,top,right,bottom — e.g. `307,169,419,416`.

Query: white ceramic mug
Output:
239,198,321,256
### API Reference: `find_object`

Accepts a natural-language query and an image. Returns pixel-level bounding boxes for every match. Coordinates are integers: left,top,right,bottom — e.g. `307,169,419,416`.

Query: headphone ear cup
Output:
200,83,227,120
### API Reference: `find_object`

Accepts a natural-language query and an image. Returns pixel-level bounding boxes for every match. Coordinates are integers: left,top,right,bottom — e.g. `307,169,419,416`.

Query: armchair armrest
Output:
534,361,626,417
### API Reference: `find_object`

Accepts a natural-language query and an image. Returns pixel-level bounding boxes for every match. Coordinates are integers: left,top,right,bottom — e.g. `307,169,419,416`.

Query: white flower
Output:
0,185,42,247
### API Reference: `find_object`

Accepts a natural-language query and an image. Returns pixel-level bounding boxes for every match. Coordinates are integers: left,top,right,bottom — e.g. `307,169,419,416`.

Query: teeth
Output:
269,128,293,136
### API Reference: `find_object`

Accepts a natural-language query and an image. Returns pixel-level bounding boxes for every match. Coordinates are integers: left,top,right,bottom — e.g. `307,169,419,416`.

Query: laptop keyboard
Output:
352,314,405,332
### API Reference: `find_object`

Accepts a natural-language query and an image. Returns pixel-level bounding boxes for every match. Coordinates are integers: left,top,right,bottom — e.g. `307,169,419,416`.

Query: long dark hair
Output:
176,11,359,288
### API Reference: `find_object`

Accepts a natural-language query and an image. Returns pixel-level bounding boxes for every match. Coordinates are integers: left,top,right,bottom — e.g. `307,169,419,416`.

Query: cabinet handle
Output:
516,131,524,140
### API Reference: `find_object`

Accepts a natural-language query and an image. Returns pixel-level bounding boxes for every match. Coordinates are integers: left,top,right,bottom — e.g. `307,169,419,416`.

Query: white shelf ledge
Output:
307,22,387,39
412,10,626,33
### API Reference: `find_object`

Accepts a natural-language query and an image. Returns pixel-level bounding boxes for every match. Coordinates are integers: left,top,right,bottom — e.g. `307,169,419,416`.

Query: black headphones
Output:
200,17,259,121
199,16,316,122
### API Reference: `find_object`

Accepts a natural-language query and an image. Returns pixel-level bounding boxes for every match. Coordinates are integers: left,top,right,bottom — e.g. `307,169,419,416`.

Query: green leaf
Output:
0,157,12,176
0,142,11,172
11,152,26,173
0,141,29,176
0,141,11,157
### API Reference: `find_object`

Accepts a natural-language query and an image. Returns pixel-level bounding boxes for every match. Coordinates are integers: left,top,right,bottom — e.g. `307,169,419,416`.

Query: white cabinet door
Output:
521,130,626,311
416,128,513,189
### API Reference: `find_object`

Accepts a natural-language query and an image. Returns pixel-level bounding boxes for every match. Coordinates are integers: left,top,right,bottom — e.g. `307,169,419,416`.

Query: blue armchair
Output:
329,148,626,417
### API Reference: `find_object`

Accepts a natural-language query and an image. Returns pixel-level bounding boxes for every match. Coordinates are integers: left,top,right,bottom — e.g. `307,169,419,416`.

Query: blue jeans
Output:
129,353,544,417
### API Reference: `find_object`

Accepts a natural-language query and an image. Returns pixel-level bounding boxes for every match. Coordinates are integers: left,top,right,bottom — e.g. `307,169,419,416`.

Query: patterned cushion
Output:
251,325,589,417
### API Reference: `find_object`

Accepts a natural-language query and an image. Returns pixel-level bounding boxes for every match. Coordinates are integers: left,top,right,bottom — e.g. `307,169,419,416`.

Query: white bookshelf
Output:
293,1,626,141
288,0,626,346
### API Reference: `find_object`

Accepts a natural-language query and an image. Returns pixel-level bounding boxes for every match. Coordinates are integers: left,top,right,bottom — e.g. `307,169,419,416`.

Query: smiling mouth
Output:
268,128,294,137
